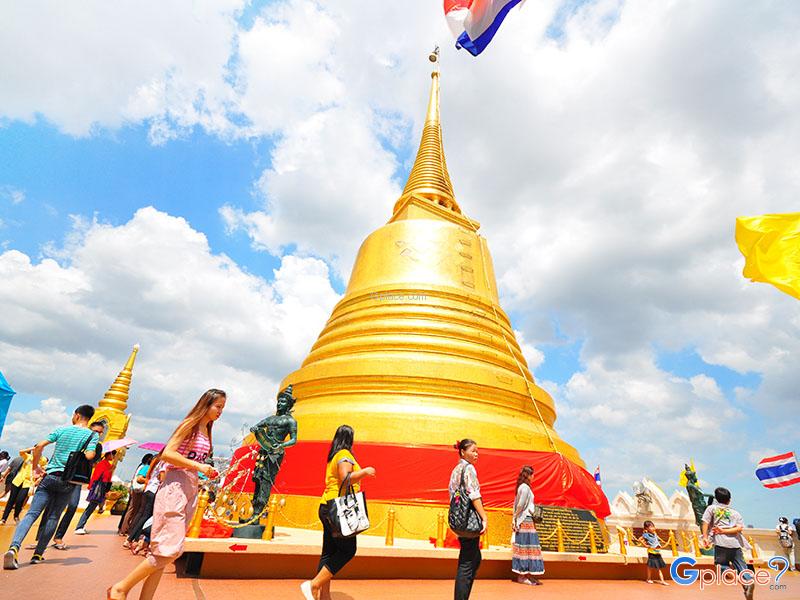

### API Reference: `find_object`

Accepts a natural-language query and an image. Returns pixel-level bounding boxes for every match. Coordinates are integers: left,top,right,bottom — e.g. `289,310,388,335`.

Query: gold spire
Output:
98,344,139,412
397,49,461,214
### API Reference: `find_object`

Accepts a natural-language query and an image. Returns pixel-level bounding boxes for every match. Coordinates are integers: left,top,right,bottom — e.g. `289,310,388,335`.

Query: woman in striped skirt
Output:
511,465,545,585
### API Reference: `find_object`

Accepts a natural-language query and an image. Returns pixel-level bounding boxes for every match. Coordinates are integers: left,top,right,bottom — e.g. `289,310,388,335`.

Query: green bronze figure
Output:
250,385,298,520
684,464,713,526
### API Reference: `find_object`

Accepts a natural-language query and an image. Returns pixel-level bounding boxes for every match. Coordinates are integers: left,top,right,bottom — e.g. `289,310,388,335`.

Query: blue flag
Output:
0,371,16,438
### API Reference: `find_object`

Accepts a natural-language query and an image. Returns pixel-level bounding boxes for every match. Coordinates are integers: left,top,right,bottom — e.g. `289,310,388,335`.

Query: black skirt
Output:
647,551,666,569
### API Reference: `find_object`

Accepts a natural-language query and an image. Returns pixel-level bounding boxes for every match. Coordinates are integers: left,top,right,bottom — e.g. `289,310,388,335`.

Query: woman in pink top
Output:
109,389,225,600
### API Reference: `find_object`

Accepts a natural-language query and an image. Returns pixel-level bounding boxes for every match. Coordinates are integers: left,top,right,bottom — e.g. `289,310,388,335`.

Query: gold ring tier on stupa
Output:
281,60,584,467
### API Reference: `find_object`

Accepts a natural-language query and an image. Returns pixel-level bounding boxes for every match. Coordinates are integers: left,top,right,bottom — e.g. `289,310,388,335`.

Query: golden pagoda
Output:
281,56,582,464
260,55,603,543
93,344,139,445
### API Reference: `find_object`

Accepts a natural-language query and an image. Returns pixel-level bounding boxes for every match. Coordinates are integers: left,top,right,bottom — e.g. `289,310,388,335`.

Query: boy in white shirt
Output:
701,487,753,600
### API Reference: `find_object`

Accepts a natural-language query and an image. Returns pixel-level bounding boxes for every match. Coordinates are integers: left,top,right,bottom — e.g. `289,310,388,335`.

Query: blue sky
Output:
1,0,799,529
0,122,280,280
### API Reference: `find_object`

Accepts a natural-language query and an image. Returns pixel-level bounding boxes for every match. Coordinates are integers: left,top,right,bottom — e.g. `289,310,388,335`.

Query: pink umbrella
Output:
102,437,137,453
138,441,165,452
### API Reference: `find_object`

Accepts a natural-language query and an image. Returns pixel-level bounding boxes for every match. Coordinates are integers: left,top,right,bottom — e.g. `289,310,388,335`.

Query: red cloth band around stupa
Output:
224,441,610,518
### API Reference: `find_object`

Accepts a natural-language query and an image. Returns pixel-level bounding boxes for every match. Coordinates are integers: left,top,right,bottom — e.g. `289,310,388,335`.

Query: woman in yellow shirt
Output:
1,450,46,523
301,425,376,600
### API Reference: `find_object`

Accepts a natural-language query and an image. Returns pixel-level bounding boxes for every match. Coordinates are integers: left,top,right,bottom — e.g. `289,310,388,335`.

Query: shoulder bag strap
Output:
337,472,354,497
78,431,94,452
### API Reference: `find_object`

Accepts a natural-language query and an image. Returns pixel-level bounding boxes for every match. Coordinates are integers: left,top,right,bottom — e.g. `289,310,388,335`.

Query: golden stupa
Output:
258,56,597,543
93,344,139,448
281,57,582,465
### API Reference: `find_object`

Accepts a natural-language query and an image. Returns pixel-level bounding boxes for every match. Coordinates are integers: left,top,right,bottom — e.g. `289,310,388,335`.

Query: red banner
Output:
224,441,610,518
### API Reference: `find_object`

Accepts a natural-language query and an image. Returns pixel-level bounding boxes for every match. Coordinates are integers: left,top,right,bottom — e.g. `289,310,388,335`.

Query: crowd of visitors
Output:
3,397,796,600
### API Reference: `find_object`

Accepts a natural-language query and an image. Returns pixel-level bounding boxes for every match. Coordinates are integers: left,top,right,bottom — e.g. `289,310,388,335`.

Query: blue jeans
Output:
75,500,101,530
714,546,754,589
9,474,76,556
54,483,81,540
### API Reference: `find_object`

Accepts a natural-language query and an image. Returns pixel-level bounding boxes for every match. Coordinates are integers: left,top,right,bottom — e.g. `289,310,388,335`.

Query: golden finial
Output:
98,344,139,412
397,47,461,214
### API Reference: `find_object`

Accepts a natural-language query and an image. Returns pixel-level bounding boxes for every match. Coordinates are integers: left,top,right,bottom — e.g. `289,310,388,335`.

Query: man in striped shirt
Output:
3,404,99,569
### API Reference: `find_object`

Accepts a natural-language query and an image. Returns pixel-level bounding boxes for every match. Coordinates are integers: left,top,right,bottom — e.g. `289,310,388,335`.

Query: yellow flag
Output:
678,459,696,487
735,213,800,300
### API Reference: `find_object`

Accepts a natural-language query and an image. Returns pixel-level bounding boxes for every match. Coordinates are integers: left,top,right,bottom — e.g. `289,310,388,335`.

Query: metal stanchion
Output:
668,530,678,557
385,509,396,546
262,495,279,541
187,489,210,538
436,512,446,548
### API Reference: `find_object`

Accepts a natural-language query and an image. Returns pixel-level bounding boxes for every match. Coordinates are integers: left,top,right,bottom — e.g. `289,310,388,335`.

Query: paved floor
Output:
1,516,798,599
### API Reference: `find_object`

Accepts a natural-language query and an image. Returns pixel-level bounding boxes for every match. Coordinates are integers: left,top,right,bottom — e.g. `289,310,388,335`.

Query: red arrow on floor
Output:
229,544,248,552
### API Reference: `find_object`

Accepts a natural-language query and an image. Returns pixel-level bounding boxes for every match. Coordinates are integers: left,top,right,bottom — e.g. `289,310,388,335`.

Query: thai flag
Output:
755,452,800,489
444,0,525,57
594,466,602,487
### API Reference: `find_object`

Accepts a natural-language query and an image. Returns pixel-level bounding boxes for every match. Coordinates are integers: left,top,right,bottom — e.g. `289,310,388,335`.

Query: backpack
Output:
778,524,793,549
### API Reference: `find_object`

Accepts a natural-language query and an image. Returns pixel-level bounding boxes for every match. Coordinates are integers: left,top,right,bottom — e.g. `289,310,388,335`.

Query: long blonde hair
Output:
170,388,226,450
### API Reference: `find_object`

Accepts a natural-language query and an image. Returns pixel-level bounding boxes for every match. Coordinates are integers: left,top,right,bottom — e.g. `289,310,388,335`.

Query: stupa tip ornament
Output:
99,344,139,412
93,344,138,443
393,46,465,222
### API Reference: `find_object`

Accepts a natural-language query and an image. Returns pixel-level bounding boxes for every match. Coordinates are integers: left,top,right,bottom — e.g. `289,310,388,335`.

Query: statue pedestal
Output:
232,524,265,539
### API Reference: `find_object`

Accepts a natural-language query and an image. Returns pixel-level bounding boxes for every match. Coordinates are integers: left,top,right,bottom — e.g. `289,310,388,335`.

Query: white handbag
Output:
327,473,370,538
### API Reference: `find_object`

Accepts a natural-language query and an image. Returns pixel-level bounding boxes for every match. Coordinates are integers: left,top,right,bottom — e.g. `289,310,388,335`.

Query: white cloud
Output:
221,105,402,277
0,1,244,137
514,329,545,371
0,207,340,454
0,397,70,452
553,352,746,490
1,186,25,205
748,449,778,465
235,1,344,135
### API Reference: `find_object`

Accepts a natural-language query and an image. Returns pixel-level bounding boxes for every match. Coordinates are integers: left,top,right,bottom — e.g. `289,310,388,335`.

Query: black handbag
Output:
61,432,95,485
532,504,544,524
448,464,482,538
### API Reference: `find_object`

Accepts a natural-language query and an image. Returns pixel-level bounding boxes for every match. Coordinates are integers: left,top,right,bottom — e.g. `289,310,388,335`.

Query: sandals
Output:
50,542,68,550
131,541,148,555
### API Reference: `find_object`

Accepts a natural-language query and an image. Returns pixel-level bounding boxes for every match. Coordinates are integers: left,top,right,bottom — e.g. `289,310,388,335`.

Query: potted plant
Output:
106,483,129,515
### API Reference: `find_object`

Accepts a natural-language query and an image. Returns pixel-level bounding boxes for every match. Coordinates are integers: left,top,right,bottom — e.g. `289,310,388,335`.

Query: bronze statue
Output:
250,385,298,519
684,464,712,526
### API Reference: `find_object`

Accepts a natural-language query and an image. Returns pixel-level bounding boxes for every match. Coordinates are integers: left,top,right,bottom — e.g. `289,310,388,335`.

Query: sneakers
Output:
3,547,19,570
30,554,45,564
74,528,87,535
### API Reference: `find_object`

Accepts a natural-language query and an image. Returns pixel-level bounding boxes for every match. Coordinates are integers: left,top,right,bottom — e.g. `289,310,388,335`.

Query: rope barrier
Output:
560,528,591,546
393,514,438,537
537,528,559,542
274,504,323,530
465,218,559,454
